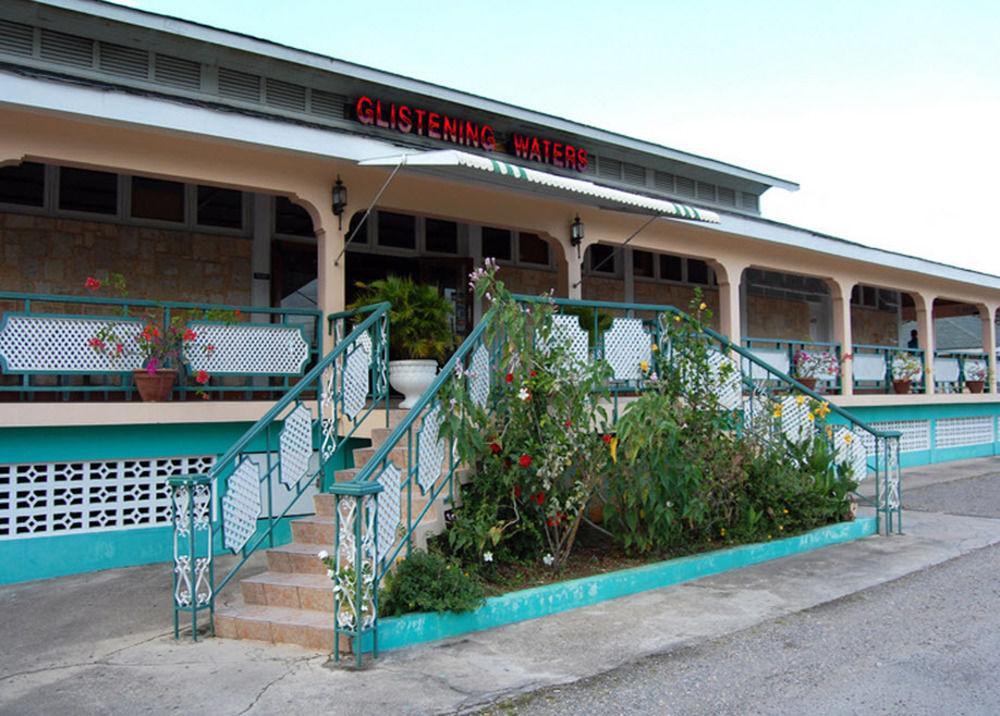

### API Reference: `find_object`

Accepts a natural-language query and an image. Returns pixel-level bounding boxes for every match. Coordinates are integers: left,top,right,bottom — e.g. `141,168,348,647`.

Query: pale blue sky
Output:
110,0,1000,274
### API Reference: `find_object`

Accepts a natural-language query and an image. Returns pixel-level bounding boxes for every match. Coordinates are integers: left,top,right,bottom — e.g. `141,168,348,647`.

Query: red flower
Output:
194,370,209,385
564,419,572,428
205,344,216,353
505,373,514,383
513,485,522,499
88,337,104,349
115,343,123,355
530,370,538,377
142,325,160,340
182,328,197,342
85,276,101,291
532,491,545,505
602,434,613,444
547,514,563,527
234,309,242,319
489,442,502,455
518,454,533,468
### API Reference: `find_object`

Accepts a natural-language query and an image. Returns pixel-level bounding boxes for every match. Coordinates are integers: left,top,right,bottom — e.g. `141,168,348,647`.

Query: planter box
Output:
362,517,877,654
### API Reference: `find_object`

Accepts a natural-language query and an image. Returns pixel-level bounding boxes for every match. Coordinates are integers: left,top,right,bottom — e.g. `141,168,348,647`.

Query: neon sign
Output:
354,96,588,173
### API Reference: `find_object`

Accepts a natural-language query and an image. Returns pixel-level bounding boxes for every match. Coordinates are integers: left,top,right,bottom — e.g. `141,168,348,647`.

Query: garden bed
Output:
363,516,875,653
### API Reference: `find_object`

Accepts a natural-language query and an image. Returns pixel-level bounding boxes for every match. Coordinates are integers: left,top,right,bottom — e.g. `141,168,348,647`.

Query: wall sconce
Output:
570,215,584,259
332,175,348,230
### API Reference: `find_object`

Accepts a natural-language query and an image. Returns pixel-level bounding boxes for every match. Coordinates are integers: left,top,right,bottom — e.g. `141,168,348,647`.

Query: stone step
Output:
333,467,360,483
265,541,328,574
313,489,439,519
215,597,346,653
352,445,411,471
291,515,335,545
240,571,333,612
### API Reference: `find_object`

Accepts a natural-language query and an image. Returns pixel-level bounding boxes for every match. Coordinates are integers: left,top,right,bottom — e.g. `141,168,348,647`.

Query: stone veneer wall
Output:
745,294,812,340
0,212,251,306
852,307,899,346
500,265,567,297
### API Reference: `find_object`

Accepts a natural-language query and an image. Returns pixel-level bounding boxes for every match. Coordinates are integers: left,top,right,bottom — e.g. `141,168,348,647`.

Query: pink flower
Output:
115,343,124,356
85,277,101,291
88,337,104,350
145,357,159,374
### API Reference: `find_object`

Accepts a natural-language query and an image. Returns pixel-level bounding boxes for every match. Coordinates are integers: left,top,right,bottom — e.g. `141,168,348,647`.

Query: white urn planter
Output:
389,359,438,409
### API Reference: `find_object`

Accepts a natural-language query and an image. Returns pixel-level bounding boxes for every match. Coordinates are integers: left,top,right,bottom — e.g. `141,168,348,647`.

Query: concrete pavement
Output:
2,457,999,715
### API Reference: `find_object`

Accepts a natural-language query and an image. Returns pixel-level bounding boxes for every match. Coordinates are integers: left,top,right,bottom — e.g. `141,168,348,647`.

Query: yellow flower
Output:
699,302,708,311
807,412,815,422
720,527,727,537
767,534,773,541
783,508,789,515
795,395,806,406
674,315,682,323
651,343,659,352
816,401,831,419
773,404,783,419
826,425,834,439
778,525,784,531
844,433,854,444
639,360,649,373
610,436,619,464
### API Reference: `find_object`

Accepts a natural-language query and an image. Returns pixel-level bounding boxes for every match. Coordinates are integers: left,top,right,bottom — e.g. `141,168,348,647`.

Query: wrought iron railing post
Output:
331,479,382,667
169,474,214,641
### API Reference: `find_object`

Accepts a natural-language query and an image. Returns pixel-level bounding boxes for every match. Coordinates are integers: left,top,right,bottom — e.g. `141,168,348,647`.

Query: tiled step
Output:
265,541,328,574
291,515,335,545
352,445,410,471
240,571,333,612
313,489,442,519
215,597,346,653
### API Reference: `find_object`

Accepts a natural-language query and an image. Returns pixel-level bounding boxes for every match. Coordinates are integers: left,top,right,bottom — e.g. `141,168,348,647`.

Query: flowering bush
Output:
441,259,613,569
891,353,923,381
794,350,840,380
965,361,989,382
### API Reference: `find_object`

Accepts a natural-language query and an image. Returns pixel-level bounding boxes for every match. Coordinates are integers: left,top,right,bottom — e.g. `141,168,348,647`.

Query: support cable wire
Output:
333,157,408,266
572,214,661,289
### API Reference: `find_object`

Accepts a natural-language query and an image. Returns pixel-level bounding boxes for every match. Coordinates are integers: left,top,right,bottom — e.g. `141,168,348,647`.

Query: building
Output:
1,0,998,588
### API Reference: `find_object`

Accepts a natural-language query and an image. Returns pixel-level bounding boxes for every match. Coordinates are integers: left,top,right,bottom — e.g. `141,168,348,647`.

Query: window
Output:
131,177,184,223
196,186,243,229
347,211,368,244
377,211,416,249
633,249,655,278
59,167,117,215
589,244,616,274
659,254,683,282
482,226,512,262
425,218,458,254
0,162,45,207
518,232,549,266
275,196,314,237
687,259,710,285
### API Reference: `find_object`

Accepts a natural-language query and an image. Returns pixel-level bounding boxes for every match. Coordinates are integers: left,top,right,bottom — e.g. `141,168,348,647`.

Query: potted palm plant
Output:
351,276,454,409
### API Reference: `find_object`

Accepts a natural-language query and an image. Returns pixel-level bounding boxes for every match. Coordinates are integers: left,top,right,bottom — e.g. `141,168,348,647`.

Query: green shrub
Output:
379,551,485,617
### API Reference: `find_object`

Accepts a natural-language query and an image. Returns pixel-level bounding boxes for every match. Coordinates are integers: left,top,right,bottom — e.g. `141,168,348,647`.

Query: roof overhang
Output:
359,149,721,225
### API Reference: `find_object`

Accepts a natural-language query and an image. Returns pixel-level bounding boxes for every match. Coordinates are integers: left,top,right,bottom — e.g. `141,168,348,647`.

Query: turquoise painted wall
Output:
0,421,366,585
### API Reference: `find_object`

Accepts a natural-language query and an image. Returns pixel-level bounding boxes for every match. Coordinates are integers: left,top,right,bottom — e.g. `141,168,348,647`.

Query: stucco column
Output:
981,303,998,394
914,293,935,394
566,238,586,300
828,278,854,396
709,260,746,348
314,203,345,355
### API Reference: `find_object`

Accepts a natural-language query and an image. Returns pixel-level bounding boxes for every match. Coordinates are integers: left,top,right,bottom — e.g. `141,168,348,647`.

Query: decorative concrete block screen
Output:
0,314,144,373
860,420,931,455
0,455,214,538
935,416,995,448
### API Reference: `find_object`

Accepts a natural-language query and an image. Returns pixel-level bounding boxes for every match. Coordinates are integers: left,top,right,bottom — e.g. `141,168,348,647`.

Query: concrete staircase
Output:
214,410,447,652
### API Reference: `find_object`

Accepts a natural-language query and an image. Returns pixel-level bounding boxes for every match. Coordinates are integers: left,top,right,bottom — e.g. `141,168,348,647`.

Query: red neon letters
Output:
355,95,588,172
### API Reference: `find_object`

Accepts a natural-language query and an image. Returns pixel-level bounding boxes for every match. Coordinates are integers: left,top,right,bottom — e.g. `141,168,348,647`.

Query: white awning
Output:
358,149,720,224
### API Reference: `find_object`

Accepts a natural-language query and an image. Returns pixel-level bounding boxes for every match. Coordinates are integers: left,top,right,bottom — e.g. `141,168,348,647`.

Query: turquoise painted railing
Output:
851,344,926,393
331,294,902,665
169,302,389,640
744,336,843,394
0,290,323,400
933,350,992,394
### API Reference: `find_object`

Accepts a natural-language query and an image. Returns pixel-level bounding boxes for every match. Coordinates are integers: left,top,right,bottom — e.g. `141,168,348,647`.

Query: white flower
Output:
483,551,494,563
326,569,334,578
317,550,329,560
543,553,554,566
518,387,531,401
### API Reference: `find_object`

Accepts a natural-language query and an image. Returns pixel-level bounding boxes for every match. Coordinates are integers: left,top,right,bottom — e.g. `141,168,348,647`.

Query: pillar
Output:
250,193,272,319
567,238,585,300
314,203,345,355
981,303,998,394
828,278,854,396
709,260,746,348
914,293,935,394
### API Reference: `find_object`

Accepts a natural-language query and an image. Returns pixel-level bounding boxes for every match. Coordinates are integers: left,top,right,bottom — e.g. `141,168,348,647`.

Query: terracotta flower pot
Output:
797,377,817,391
967,380,985,394
892,379,912,395
132,368,178,402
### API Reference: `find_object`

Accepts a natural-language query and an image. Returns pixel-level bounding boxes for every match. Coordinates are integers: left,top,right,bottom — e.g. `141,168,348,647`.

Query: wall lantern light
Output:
570,215,584,259
332,175,348,229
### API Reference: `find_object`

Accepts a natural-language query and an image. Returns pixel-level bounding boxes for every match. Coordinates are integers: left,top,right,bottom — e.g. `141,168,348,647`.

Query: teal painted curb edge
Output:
367,517,876,653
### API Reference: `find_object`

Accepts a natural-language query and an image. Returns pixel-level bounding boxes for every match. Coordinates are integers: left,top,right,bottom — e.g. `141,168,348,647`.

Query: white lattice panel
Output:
0,314,144,373
935,416,995,448
468,344,490,408
741,392,775,438
376,463,401,562
833,426,870,482
0,455,213,539
185,322,310,375
342,332,372,419
859,420,930,454
603,318,652,381
417,405,445,492
279,404,313,489
780,395,812,443
709,351,742,410
933,357,960,383
547,314,589,366
853,354,887,382
221,458,261,553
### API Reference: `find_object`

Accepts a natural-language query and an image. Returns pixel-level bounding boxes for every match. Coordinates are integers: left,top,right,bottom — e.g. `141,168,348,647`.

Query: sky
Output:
109,0,1000,276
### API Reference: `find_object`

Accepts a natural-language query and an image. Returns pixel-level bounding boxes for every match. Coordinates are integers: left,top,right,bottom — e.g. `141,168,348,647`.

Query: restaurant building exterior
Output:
1,0,999,591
